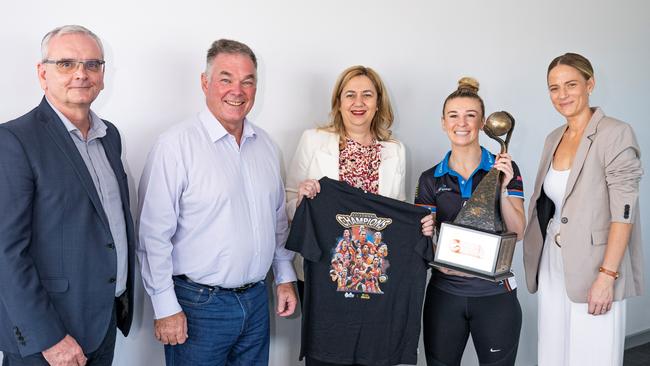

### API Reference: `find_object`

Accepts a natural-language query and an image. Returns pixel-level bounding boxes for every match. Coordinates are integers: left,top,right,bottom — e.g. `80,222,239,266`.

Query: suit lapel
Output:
38,98,111,232
102,130,135,253
102,129,129,208
562,109,602,206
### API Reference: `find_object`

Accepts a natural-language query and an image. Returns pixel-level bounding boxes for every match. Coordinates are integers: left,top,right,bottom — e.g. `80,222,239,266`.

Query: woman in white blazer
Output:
285,65,433,366
523,53,643,366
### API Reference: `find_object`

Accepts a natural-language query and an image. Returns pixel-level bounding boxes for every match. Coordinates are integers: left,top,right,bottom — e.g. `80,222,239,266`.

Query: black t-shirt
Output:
415,147,525,297
286,177,433,366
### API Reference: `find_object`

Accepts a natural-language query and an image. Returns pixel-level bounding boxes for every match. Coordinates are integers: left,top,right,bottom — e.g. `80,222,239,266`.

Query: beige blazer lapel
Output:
562,109,603,207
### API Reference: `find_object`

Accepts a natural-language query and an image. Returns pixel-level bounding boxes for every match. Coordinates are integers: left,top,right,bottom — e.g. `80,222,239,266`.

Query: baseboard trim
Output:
626,328,650,349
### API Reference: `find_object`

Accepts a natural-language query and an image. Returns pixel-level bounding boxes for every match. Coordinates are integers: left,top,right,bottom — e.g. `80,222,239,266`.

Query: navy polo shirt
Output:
415,147,524,296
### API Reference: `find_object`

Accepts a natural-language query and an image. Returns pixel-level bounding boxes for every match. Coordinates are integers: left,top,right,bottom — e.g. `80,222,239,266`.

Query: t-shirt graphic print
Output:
286,177,433,365
331,214,392,297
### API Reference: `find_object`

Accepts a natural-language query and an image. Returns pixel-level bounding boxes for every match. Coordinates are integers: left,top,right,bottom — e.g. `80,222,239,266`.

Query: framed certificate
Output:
433,222,517,282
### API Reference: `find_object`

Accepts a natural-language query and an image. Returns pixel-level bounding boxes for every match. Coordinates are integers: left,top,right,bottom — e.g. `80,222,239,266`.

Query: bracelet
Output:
598,266,619,279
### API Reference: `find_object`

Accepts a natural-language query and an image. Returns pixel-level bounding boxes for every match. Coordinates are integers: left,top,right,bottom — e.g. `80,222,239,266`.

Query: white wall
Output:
1,1,649,365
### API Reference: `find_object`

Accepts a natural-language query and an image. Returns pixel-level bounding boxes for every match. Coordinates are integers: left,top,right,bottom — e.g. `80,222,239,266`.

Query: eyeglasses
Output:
42,59,106,73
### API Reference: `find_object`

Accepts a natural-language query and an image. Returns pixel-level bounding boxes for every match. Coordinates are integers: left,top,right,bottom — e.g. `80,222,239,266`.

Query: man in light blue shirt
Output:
138,39,297,365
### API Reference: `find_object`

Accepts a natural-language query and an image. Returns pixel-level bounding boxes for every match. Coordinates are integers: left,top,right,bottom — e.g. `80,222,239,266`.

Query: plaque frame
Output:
433,222,517,282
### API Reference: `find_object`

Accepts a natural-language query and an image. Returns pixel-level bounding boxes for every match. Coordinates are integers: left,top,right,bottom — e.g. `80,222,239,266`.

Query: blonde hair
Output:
547,52,594,81
323,65,394,144
442,77,485,118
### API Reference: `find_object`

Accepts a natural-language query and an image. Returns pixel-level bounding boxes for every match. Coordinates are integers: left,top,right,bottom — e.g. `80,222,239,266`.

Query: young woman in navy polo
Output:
415,77,526,366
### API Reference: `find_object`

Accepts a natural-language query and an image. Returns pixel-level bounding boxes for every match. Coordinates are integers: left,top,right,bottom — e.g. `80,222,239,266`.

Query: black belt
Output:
175,275,259,293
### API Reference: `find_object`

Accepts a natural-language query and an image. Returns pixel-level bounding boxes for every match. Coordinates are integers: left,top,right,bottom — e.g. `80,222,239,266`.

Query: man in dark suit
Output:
0,25,134,366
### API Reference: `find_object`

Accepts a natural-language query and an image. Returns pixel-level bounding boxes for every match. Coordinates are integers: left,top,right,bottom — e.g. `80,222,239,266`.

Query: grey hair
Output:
41,25,104,61
205,39,257,77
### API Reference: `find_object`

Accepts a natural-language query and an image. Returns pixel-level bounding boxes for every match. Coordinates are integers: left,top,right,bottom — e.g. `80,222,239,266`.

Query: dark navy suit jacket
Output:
0,98,135,357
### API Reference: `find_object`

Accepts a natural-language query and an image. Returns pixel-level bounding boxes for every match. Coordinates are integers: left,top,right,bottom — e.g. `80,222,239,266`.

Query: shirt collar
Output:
434,146,494,177
46,97,107,141
199,107,256,143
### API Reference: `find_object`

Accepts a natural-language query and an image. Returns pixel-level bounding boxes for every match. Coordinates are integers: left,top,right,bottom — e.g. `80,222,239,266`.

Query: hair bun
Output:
457,77,479,93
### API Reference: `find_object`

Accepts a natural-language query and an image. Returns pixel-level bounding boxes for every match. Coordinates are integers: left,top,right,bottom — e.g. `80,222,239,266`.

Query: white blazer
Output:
285,128,407,279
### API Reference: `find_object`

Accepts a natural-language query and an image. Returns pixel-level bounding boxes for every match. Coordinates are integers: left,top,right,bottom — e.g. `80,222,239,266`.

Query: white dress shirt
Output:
138,108,296,319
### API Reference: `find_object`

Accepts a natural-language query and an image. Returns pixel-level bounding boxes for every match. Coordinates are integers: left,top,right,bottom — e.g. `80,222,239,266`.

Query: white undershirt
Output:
543,164,571,222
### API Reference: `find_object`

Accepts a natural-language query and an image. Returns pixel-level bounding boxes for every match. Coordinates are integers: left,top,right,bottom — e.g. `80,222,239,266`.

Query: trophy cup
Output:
433,111,518,281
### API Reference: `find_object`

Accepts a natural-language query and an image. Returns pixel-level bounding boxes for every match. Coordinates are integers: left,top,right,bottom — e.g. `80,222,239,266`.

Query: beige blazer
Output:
523,108,644,302
286,128,406,279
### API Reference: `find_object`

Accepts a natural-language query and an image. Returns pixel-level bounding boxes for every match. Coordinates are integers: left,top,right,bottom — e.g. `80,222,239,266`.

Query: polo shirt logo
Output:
436,185,452,194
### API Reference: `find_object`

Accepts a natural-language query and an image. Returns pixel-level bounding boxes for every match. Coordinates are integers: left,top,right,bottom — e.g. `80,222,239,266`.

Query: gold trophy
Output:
433,111,518,281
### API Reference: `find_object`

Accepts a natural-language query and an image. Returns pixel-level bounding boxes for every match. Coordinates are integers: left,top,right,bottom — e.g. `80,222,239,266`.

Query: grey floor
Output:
624,342,650,366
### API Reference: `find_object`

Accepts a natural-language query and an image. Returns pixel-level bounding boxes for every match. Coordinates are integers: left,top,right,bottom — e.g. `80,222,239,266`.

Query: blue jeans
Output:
165,277,270,366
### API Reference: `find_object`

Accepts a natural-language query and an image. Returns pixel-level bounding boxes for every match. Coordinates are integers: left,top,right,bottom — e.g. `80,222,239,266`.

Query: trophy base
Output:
433,222,517,282
430,263,514,282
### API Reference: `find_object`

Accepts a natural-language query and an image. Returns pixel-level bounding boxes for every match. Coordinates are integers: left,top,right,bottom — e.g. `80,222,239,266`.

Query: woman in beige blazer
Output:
285,65,433,366
523,52,643,366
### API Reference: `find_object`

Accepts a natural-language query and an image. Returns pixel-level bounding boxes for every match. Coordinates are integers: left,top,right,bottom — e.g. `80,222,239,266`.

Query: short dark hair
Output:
205,39,257,75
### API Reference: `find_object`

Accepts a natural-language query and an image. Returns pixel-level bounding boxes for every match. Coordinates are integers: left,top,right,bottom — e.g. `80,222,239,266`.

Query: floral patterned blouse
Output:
338,137,382,194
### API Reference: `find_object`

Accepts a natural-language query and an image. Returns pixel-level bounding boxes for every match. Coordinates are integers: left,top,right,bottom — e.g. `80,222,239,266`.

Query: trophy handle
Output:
483,127,505,154
502,111,515,154
484,111,515,154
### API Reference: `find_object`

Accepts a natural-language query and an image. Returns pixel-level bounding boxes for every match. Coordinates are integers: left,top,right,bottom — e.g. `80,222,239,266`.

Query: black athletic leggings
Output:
422,284,522,366
305,357,363,366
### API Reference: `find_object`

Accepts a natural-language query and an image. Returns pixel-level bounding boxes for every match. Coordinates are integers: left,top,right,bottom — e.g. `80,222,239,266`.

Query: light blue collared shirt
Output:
137,108,296,319
47,98,128,297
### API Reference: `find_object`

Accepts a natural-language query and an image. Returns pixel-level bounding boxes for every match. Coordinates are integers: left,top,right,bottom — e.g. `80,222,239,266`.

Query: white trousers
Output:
537,220,626,366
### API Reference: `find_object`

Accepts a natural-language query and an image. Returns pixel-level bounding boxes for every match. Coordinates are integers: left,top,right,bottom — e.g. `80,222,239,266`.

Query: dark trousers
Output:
423,285,521,366
2,302,117,366
305,356,364,366
297,279,305,305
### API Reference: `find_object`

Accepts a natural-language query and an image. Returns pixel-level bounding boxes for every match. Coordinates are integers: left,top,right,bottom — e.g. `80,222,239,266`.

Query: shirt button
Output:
561,217,568,224
107,243,114,249
109,278,116,283
461,180,465,184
